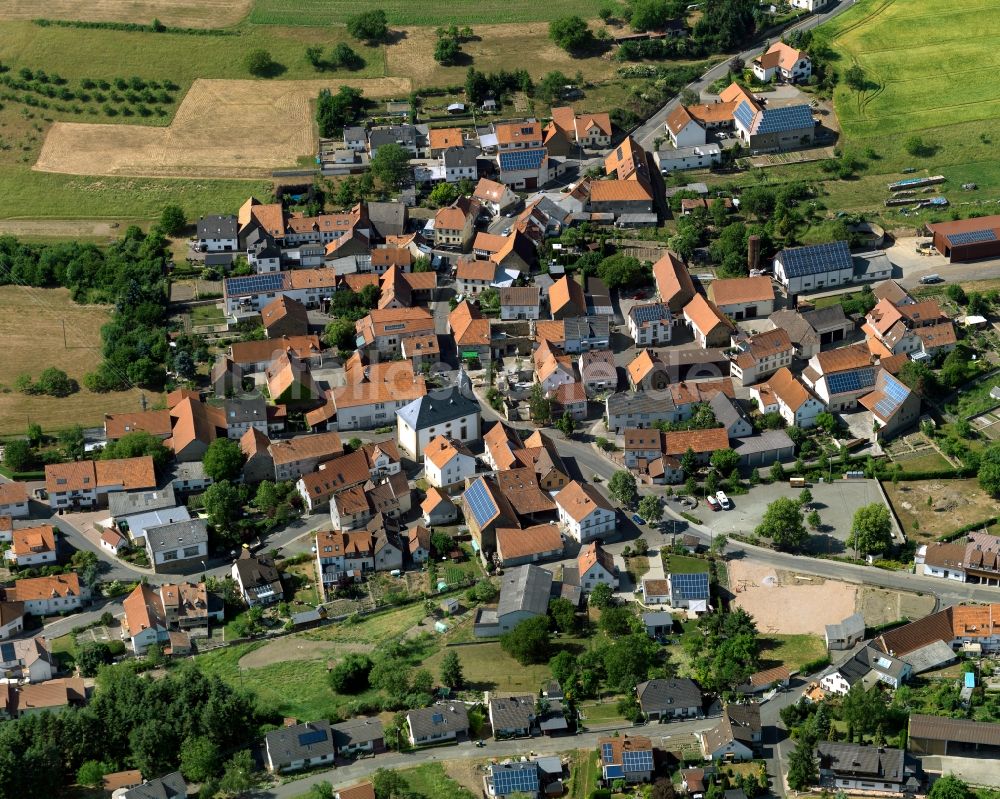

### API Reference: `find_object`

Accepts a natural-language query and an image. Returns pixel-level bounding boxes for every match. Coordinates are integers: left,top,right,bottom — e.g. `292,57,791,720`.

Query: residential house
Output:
627,349,669,391
627,302,673,346
748,367,826,429
479,564,554,638
555,480,616,543
684,294,734,348
240,427,274,484
790,0,830,10
655,143,723,174
271,431,344,481
752,42,812,83
336,783,376,799
550,106,612,148
314,530,376,593
435,199,478,250
368,124,426,157
722,82,814,155
578,542,618,593
825,613,866,651
773,240,853,296
294,443,399,512
406,703,470,746
820,645,910,695
331,717,385,757
534,339,576,395
450,300,492,365
421,487,457,526
552,381,587,421
45,456,157,510
636,678,704,722
167,396,226,462
355,307,436,357
560,316,611,353
623,428,664,470
606,378,736,433
261,295,310,339
730,328,794,385
0,483,28,521
598,735,654,783
700,703,761,761
549,275,586,320
265,351,318,405
707,276,775,320
223,393,268,440
517,430,571,491
919,532,1000,585
667,569,710,611
13,677,87,717
406,525,431,565
579,350,618,396
497,144,553,190
663,428,730,466
488,694,537,738
815,742,912,793
0,602,25,640
122,581,222,654
485,762,541,798
455,258,498,296
5,525,57,567
428,127,464,157
499,286,542,321
396,381,481,458
860,370,921,442
104,410,173,443
196,215,238,252
9,572,89,616
801,344,876,412
743,665,791,695
228,335,323,372
265,721,336,773
144,518,209,573
653,251,696,312
873,279,914,307
232,549,283,607
424,435,477,489
0,636,52,682
710,393,754,438
473,178,520,216
665,104,710,148
495,524,564,568
320,377,428,433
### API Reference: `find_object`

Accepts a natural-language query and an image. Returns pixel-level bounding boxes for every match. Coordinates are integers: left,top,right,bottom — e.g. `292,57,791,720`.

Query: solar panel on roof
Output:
464,480,499,528
948,228,997,246
756,104,814,134
826,367,874,395
604,765,626,779
779,240,852,278
874,374,909,417
734,101,756,131
601,743,615,764
0,642,13,662
623,750,653,771
431,712,444,724
670,572,709,600
499,148,546,172
491,765,539,796
297,729,328,747
226,272,286,296
631,303,670,324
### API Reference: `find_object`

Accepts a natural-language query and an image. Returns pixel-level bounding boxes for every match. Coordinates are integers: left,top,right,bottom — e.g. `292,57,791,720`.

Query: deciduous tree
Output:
847,503,892,556
755,496,808,551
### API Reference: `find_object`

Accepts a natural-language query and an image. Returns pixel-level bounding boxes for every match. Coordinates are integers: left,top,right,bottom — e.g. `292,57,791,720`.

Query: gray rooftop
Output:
170,461,209,482
489,694,535,731
330,716,384,747
396,385,480,431
369,124,419,151
564,315,610,342
265,721,335,767
120,506,191,542
802,304,849,332
853,251,894,279
732,430,793,458
636,677,703,712
816,741,904,781
343,126,367,142
607,391,678,417
233,550,282,602
108,485,177,519
225,393,267,426
122,772,188,799
144,518,209,555
643,611,673,627
368,201,408,238
197,215,237,240
825,612,865,641
709,392,749,432
498,564,553,619
443,146,480,168
407,703,469,739
900,639,958,675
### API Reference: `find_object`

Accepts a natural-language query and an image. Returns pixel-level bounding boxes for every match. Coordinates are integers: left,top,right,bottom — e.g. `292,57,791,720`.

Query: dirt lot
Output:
882,478,999,541
34,77,412,179
856,586,936,628
238,636,374,670
0,219,147,241
0,285,156,435
0,0,251,27
728,559,858,636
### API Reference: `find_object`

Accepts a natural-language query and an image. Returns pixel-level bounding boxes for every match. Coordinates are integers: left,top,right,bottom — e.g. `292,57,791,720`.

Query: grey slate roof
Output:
407,703,469,739
490,694,535,731
825,612,865,642
636,678,703,712
265,720,335,767
816,741,904,781
369,125,419,151
607,391,678,417
331,716,384,747
802,304,849,332
122,772,188,799
144,518,208,555
367,201,407,238
108,485,177,519
233,550,283,602
197,215,237,240
563,315,610,342
643,611,673,628
343,126,367,143
225,393,267,426
396,386,480,431
732,430,794,457
837,645,908,687
709,392,748,432
443,146,480,169
498,564,553,619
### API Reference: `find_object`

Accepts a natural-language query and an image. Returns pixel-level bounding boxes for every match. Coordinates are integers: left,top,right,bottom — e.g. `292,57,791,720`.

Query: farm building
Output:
927,215,1000,262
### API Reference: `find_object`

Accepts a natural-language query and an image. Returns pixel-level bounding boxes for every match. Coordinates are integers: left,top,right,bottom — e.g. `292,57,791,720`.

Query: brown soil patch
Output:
0,0,251,28
728,559,857,636
0,219,144,240
388,24,617,89
856,586,936,628
238,637,374,670
0,285,158,435
445,760,487,795
883,478,998,540
34,76,412,179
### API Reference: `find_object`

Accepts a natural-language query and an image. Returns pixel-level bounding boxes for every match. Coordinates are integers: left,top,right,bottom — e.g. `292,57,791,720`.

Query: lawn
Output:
248,0,606,26
189,303,226,326
883,477,1000,541
0,285,163,435
949,378,1000,418
399,764,477,799
568,750,599,799
758,634,827,672
301,602,426,645
892,450,952,473
577,699,628,726
422,640,559,694
662,554,709,575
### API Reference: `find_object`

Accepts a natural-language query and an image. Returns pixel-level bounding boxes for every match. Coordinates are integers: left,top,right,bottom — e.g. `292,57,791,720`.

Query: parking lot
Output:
703,479,890,554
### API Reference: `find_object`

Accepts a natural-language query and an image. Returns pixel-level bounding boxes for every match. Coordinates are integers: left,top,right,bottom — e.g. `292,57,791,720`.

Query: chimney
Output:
748,234,761,272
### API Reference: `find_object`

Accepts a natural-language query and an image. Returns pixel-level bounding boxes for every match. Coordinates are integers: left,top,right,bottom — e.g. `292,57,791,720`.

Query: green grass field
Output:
248,0,606,26
759,634,827,672
663,554,709,575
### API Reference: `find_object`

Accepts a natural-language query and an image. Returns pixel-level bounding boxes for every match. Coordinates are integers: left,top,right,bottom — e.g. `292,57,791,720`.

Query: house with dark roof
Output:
700,703,761,761
722,82,814,155
265,720,336,772
197,214,238,252
773,240,853,295
598,734,654,783
636,678,704,721
122,772,188,799
396,381,481,458
231,549,283,607
816,741,913,793
406,703,470,746
859,370,920,443
331,717,385,757
475,564,552,637
488,694,537,737
820,645,910,695
144,518,209,573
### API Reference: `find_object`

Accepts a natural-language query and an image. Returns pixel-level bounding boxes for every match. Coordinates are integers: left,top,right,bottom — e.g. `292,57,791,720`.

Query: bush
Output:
347,9,389,43
799,655,831,674
245,49,275,77
549,16,594,54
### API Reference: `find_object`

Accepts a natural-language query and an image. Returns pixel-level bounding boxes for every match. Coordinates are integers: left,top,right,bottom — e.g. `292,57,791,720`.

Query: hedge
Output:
937,517,999,543
799,655,831,675
33,18,235,35
866,617,911,637
879,466,976,481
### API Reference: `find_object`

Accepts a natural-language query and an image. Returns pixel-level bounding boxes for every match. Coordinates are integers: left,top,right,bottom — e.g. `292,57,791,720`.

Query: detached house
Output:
815,742,912,793
599,735,654,784
627,302,673,347
6,525,57,567
488,694,537,738
423,435,476,489
555,480,615,543
860,370,920,442
749,367,825,429
473,178,519,216
700,704,762,761
406,703,470,746
265,721,336,773
232,549,283,607
683,294,734,348
0,482,29,519
752,42,812,83
499,286,542,321
396,381,481,459
729,328,794,385
637,678,704,722
707,276,775,320
578,542,618,593
434,198,478,251
9,573,89,616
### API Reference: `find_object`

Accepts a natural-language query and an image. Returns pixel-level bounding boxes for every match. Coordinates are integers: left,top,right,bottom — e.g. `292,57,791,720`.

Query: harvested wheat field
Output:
0,0,251,27
0,286,156,435
34,77,412,179
728,559,857,636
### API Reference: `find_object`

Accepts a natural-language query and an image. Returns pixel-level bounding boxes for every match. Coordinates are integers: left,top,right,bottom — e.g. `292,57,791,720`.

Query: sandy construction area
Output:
0,0,251,27
728,559,857,636
34,77,412,179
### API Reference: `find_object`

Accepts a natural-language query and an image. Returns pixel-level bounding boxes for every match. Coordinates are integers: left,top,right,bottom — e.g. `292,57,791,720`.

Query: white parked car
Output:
715,490,731,510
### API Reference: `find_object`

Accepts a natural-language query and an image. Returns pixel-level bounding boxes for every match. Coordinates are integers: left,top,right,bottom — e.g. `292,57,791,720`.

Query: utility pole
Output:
62,319,68,349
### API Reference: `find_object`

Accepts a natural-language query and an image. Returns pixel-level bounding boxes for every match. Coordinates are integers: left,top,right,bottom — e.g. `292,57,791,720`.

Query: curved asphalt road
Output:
633,0,859,151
